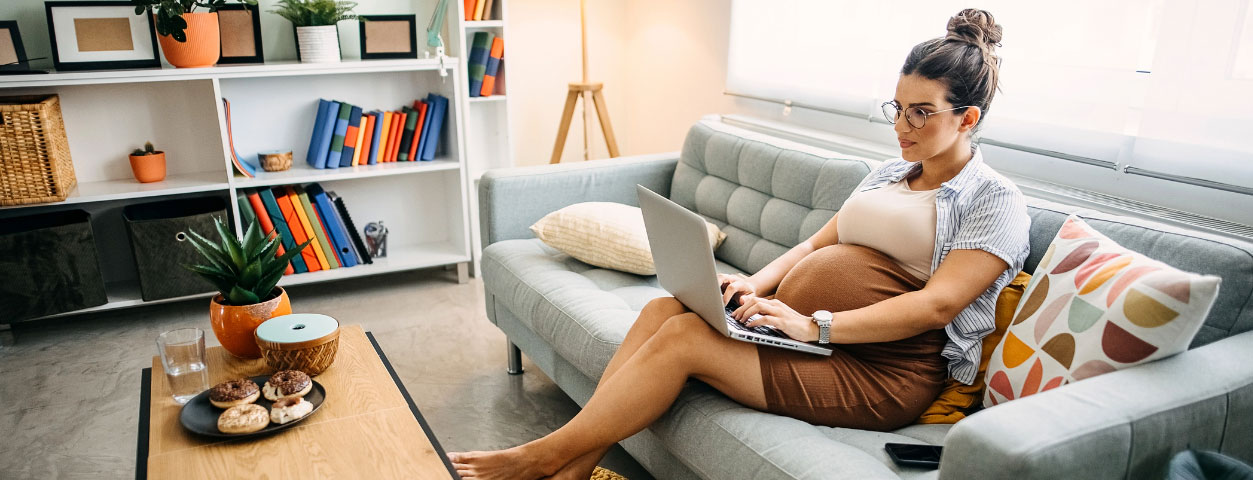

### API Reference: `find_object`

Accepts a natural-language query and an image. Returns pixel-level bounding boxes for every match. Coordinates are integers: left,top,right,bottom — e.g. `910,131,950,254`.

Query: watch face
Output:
814,310,833,324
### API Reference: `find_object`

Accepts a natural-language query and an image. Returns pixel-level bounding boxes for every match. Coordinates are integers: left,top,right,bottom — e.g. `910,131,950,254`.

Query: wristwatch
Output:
812,310,833,344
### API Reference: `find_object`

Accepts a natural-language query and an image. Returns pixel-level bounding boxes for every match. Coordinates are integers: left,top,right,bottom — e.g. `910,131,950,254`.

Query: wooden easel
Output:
550,0,619,164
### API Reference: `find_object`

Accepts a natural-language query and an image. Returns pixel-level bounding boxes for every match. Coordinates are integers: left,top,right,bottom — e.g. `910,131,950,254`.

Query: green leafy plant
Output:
270,0,358,27
131,141,160,156
185,217,310,306
131,0,258,43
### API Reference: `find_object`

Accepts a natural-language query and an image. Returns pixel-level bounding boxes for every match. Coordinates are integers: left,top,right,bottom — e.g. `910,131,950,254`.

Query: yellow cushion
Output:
916,271,1032,424
530,202,726,276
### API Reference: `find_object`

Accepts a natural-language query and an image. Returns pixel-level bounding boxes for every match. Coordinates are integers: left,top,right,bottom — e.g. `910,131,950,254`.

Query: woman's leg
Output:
450,312,767,480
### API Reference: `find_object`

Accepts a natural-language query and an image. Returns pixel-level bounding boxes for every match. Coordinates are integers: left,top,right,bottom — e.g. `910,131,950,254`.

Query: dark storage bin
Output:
0,209,107,322
123,196,228,301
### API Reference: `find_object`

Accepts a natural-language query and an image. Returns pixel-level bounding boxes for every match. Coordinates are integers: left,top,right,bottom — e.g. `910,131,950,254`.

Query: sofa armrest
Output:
478,152,680,248
940,330,1253,480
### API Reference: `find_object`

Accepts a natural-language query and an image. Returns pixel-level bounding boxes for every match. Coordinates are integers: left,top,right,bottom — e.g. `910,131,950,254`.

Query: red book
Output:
408,101,427,161
358,113,377,165
464,0,475,20
274,189,321,272
246,191,294,275
387,111,407,162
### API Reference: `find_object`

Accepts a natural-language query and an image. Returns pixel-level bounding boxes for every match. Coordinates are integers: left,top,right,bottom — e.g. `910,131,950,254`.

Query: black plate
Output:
179,375,325,438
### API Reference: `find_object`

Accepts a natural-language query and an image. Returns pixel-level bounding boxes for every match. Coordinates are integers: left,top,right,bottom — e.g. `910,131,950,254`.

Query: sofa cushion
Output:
672,122,874,274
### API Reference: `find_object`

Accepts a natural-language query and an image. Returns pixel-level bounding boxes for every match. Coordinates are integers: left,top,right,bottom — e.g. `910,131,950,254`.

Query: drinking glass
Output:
157,328,209,404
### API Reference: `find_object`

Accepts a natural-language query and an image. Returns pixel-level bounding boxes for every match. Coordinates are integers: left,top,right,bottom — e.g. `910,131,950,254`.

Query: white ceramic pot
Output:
296,25,341,63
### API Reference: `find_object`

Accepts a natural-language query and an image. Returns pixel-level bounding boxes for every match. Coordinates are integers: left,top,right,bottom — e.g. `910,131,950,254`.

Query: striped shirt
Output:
849,149,1031,385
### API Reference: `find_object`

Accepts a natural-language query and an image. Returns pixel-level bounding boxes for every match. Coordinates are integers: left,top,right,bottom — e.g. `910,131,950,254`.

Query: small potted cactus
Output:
128,141,166,183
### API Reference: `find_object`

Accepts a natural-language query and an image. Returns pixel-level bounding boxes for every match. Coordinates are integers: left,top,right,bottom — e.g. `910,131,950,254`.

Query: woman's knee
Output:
634,297,687,330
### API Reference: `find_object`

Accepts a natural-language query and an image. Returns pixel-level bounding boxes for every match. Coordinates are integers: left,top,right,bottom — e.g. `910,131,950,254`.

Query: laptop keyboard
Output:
724,306,788,338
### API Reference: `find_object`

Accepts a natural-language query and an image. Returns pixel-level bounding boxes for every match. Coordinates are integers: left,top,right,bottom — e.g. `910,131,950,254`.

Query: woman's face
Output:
891,74,978,162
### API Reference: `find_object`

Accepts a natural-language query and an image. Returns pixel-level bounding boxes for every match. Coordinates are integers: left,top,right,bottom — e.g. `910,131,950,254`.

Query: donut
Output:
262,370,312,401
209,379,260,408
270,396,314,424
217,404,269,434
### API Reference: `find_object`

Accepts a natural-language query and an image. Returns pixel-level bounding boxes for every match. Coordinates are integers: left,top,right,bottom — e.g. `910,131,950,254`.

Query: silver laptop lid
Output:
637,185,729,334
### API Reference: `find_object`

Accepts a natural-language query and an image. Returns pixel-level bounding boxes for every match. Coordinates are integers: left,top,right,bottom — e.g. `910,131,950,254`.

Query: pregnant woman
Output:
451,8,1030,479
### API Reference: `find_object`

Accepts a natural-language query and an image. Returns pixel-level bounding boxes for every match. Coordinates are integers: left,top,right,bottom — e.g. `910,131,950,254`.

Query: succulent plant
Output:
131,141,159,156
185,217,310,306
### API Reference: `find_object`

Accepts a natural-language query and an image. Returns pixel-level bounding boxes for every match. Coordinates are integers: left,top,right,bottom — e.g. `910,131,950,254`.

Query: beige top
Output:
836,179,939,282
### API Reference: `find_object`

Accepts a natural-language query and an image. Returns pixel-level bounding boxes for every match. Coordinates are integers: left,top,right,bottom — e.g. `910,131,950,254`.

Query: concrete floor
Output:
0,268,653,480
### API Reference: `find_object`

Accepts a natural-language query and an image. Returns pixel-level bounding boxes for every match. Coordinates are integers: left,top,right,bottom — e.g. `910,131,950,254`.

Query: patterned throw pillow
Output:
983,215,1221,407
530,202,726,276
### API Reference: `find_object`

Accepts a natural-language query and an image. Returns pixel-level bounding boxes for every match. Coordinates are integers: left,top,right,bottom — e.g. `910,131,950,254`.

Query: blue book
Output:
258,188,309,273
307,99,337,169
416,97,434,161
367,111,384,165
420,94,448,161
326,102,352,169
340,106,363,167
467,31,492,98
306,183,357,268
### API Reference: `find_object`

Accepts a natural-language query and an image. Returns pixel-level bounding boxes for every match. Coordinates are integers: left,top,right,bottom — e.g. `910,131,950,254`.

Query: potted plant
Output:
132,0,257,68
128,141,167,183
270,0,359,63
186,218,310,358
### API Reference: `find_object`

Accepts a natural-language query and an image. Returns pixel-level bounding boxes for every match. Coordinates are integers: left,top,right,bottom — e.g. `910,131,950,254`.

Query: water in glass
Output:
157,328,209,404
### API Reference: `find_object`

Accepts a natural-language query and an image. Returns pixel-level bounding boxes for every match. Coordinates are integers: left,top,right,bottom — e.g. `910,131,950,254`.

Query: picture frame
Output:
0,21,31,72
216,3,263,64
45,1,160,72
358,15,418,60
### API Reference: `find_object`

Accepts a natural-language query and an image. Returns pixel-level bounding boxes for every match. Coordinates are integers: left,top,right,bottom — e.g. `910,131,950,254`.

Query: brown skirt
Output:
757,244,948,431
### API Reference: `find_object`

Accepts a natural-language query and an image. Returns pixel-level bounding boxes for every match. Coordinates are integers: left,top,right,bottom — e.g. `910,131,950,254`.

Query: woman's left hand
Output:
731,297,819,342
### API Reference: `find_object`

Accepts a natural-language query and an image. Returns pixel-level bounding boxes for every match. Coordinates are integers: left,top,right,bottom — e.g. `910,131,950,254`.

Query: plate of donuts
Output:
179,370,326,438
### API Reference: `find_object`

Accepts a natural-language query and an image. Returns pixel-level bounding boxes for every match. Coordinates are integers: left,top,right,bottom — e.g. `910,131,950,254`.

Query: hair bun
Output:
946,8,1003,51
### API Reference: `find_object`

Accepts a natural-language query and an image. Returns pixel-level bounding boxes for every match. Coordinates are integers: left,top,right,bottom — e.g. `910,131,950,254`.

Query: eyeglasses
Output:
881,101,978,129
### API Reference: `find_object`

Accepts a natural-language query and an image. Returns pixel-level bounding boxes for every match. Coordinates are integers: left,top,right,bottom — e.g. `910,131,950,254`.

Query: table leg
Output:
506,341,524,375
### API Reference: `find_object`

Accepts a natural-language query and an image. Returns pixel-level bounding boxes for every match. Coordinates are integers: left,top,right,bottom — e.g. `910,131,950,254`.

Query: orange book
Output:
350,115,367,166
388,111,406,162
358,114,376,165
408,101,427,161
383,111,398,162
285,186,331,270
273,188,320,272
464,0,476,21
246,191,294,275
377,112,393,163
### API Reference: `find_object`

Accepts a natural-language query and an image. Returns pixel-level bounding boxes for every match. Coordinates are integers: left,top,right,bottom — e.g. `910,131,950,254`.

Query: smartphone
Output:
884,442,942,469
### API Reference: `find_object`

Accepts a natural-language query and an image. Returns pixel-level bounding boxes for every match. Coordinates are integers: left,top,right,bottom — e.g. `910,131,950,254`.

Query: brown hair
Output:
901,8,1003,130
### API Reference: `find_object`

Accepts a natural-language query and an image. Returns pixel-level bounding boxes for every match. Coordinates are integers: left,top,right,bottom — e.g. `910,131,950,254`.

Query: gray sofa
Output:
478,117,1253,479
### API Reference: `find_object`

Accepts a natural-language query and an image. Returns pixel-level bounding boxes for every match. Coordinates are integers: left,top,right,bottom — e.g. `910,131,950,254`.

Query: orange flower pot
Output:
128,152,166,183
209,287,292,358
157,12,220,68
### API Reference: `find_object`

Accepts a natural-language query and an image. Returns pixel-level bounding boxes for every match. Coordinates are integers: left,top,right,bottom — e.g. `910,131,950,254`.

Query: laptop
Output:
637,185,833,356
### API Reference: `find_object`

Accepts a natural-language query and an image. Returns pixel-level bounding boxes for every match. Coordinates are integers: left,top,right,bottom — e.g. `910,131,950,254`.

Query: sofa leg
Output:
506,341,524,375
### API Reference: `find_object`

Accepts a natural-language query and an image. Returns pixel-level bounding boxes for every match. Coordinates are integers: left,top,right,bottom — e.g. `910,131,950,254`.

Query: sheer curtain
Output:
727,0,1253,190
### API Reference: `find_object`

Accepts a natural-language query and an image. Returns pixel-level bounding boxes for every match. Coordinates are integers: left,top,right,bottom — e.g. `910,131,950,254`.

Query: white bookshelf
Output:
0,59,474,320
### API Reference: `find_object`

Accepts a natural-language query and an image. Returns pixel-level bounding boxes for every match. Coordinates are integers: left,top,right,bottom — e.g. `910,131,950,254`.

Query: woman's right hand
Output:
718,273,757,307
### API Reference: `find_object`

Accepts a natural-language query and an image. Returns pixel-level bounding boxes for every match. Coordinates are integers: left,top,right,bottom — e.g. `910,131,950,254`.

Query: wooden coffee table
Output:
137,325,459,479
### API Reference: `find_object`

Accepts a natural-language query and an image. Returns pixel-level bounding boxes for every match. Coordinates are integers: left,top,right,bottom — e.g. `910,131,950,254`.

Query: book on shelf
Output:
351,110,368,166
359,113,377,166
397,106,418,162
421,94,449,161
481,37,504,97
481,0,496,21
388,110,406,162
222,98,257,178
416,98,433,161
307,99,338,169
341,105,363,168
379,111,395,163
329,191,372,264
464,0,476,21
413,100,433,161
326,102,352,170
474,0,487,21
294,185,341,269
247,189,298,275
468,32,494,97
237,192,258,229
286,186,334,270
368,111,384,165
307,183,358,268
272,188,321,272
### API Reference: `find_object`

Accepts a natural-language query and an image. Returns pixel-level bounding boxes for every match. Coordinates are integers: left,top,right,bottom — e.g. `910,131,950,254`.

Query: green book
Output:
326,102,353,169
237,191,258,230
397,106,419,161
294,185,341,269
467,32,493,97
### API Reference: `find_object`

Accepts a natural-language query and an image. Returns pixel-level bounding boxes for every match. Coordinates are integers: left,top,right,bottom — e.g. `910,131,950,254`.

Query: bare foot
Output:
546,447,609,480
448,446,559,480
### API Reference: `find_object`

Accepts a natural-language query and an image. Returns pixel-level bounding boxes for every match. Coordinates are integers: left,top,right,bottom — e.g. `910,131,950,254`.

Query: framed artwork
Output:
44,1,160,71
216,3,263,64
358,15,417,60
0,21,31,72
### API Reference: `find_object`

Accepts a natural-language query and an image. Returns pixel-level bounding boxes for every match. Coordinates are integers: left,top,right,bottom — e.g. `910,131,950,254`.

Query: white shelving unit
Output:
453,0,515,275
0,58,474,320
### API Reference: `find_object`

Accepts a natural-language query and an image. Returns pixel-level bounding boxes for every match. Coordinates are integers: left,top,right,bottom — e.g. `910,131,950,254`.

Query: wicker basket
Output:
255,314,341,375
0,95,75,206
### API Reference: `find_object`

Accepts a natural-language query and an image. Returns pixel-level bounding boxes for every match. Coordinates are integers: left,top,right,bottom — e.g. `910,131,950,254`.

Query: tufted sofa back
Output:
669,122,873,274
